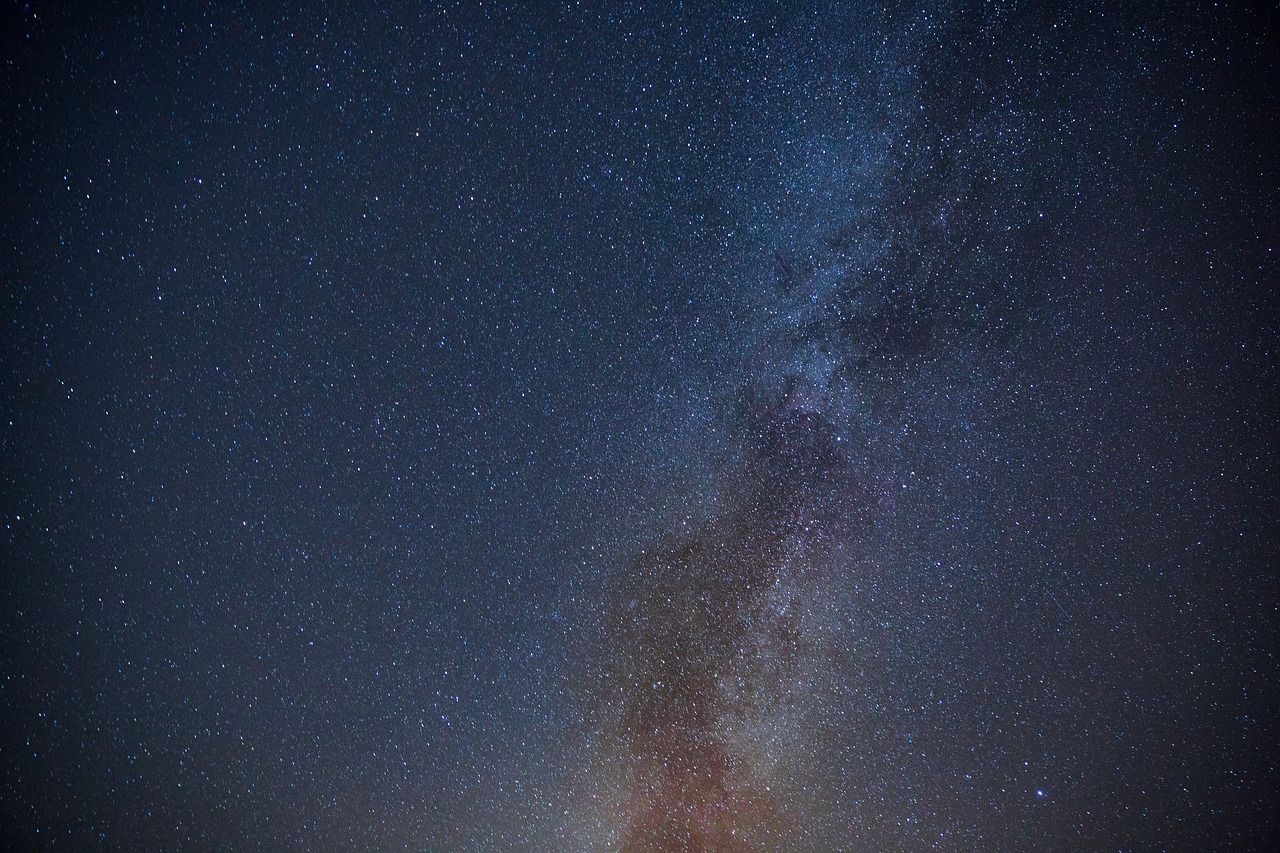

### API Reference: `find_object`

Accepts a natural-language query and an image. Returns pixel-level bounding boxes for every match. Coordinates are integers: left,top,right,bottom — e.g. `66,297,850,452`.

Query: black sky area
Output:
2,2,1278,850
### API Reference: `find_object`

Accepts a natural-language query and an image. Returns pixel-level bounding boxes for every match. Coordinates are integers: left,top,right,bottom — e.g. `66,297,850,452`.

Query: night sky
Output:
2,2,1278,850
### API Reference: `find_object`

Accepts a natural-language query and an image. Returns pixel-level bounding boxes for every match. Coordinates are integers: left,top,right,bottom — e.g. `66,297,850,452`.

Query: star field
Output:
2,2,1277,850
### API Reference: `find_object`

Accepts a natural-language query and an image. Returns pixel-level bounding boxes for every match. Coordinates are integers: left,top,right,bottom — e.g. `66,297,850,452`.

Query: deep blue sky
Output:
3,2,1277,850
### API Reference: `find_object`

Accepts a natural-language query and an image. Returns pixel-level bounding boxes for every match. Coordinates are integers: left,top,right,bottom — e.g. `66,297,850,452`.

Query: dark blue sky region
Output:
2,2,1277,850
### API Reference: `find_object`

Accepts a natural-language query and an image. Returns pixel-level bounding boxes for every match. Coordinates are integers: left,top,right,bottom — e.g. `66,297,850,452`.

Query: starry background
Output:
2,1,1278,850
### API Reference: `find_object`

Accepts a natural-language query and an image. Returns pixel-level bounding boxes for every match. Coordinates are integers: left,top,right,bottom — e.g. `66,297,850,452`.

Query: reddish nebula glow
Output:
594,406,852,849
608,514,798,850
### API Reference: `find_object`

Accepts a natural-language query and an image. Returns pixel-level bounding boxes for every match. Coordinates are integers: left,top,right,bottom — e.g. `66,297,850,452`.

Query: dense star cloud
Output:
2,2,1277,851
